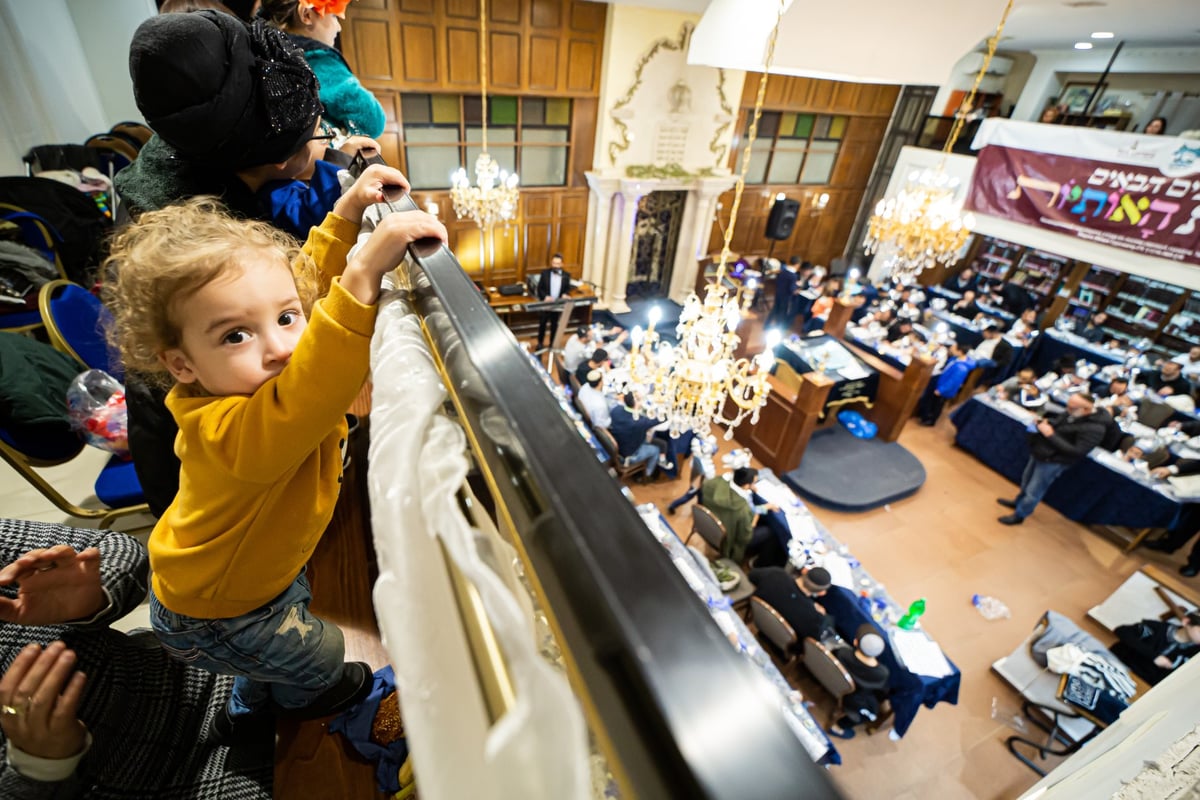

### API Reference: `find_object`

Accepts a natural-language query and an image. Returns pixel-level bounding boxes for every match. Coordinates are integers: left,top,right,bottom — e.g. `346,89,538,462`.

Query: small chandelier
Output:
621,0,787,439
449,0,518,228
863,0,1014,281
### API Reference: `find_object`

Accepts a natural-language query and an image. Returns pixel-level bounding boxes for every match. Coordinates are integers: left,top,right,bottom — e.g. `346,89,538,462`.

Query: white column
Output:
583,172,618,289
667,176,736,305
601,179,646,314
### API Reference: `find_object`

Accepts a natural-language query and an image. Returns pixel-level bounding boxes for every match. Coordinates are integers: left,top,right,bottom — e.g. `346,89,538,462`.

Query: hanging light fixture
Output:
450,0,519,229
863,0,1015,281
621,0,787,440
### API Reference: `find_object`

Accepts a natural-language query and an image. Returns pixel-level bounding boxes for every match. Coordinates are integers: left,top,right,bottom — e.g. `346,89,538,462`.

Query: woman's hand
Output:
338,135,381,157
0,642,88,760
341,211,447,305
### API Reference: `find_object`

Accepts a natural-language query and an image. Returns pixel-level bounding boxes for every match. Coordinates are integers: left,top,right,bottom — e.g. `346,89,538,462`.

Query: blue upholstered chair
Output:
38,280,123,380
0,204,67,333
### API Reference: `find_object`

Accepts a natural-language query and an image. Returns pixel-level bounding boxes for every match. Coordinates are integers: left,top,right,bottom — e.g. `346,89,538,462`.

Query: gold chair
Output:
751,596,800,675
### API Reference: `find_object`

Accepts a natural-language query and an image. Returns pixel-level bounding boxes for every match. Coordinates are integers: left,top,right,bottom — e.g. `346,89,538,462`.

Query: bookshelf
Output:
1010,249,1070,299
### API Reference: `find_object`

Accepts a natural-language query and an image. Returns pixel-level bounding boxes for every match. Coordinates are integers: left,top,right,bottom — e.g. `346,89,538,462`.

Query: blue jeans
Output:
149,570,346,717
624,442,662,476
1014,458,1069,520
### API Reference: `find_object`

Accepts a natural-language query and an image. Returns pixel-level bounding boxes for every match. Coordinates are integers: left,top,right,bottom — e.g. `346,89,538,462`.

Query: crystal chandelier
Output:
621,0,787,440
450,0,518,228
863,0,1014,280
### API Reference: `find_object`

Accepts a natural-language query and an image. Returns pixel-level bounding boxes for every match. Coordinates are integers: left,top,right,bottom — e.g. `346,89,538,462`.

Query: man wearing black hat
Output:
748,565,836,643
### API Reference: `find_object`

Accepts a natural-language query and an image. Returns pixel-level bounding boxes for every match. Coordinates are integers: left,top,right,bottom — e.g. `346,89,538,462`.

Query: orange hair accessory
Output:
302,0,352,15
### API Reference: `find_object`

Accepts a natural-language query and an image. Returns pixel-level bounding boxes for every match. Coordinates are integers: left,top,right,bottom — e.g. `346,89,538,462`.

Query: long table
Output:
951,395,1200,531
751,471,961,738
1029,328,1127,375
637,507,839,765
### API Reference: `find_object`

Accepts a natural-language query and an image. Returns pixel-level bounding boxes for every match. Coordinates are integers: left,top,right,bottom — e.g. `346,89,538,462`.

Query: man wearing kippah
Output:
827,623,890,740
747,565,836,643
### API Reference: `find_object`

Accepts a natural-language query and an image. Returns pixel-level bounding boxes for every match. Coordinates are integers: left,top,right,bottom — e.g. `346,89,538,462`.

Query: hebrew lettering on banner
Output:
965,144,1200,266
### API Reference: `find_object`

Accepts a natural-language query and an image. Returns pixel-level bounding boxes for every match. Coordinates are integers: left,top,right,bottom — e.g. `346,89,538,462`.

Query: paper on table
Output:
890,629,954,678
755,480,797,509
1168,473,1200,500
819,553,855,590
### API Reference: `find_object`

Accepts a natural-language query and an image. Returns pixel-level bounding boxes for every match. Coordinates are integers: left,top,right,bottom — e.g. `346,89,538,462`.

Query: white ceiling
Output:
598,0,1200,84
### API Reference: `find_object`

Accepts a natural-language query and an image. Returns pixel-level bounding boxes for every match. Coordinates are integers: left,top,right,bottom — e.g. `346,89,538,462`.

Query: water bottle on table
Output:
972,594,1010,620
897,597,926,630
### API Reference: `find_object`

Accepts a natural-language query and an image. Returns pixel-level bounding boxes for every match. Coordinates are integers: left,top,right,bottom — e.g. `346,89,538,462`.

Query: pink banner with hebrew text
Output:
965,144,1200,266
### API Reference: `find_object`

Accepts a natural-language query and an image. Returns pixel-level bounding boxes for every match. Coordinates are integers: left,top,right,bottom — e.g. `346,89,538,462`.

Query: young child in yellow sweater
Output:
104,165,446,742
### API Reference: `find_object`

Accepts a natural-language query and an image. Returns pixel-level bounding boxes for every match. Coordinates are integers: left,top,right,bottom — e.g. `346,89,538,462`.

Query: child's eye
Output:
279,311,299,326
222,330,248,345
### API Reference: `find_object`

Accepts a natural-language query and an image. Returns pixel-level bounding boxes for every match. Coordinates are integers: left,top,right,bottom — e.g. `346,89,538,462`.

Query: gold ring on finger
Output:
0,704,22,717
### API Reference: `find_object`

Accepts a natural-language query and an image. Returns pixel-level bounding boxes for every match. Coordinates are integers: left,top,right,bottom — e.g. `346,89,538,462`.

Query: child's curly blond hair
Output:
103,197,322,388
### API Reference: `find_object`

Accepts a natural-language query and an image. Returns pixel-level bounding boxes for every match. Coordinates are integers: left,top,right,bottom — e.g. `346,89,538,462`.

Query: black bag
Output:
0,177,112,285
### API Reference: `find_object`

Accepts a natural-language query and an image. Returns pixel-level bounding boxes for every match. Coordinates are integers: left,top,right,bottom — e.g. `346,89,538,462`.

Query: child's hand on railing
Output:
342,211,447,305
334,164,411,225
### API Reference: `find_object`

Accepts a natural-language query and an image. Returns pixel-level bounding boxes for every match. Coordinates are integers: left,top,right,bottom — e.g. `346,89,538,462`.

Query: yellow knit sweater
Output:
149,213,375,618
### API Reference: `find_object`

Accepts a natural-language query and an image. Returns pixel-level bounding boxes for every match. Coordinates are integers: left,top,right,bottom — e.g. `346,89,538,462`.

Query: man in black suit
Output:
970,323,1013,384
1079,311,1110,344
747,566,835,643
1138,361,1192,397
942,267,977,294
1148,457,1200,577
766,256,801,329
535,253,570,351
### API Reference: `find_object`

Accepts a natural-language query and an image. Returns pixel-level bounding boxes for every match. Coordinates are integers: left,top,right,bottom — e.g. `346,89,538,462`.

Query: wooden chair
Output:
572,390,594,428
751,596,800,674
802,636,857,728
593,427,647,482
553,352,570,386
685,503,726,552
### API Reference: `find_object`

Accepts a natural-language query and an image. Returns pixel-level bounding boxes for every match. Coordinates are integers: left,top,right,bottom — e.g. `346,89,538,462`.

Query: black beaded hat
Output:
129,11,322,169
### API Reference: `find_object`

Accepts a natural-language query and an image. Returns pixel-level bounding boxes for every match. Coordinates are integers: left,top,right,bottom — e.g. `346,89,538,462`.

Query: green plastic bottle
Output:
897,597,926,630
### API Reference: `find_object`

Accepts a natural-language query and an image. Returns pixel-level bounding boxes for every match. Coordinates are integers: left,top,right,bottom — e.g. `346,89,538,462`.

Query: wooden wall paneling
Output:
376,91,399,127
763,75,790,108
528,36,560,90
400,23,439,83
524,193,555,218
490,31,522,88
525,221,554,268
399,0,434,11
569,1,606,32
832,82,862,113
871,85,901,116
491,0,521,24
445,0,477,18
787,77,814,109
530,0,560,28
807,80,835,111
356,0,388,9
568,98,597,186
566,39,598,93
446,27,481,86
556,220,584,270
559,193,587,218
348,18,396,82
378,131,403,171
830,140,876,188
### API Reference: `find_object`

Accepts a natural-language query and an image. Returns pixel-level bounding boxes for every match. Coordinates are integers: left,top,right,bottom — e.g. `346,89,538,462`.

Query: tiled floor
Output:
1,445,156,633
629,414,1197,800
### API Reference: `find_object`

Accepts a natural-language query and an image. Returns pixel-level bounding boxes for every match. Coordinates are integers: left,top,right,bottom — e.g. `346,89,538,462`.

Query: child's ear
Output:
159,349,198,384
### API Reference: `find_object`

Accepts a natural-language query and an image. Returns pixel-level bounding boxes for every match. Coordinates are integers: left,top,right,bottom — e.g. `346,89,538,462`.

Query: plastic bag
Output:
66,369,129,458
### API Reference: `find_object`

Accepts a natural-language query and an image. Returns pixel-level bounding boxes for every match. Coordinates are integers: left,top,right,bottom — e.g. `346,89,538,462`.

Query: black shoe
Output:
826,725,856,740
1181,565,1199,578
998,514,1024,526
211,705,276,749
1143,538,1176,553
996,498,1017,509
282,662,374,720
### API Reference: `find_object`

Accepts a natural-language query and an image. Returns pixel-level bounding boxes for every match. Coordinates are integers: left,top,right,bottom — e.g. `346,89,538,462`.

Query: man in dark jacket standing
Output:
998,393,1109,524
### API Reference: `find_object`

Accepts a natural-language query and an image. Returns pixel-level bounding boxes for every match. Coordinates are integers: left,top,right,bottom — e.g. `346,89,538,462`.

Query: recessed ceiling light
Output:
1091,31,1115,38
1075,42,1094,49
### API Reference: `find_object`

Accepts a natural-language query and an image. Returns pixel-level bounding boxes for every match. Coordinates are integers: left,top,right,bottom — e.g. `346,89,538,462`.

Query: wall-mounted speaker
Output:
764,198,800,240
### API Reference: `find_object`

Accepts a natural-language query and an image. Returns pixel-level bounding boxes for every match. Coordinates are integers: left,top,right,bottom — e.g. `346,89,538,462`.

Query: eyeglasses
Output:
309,134,336,143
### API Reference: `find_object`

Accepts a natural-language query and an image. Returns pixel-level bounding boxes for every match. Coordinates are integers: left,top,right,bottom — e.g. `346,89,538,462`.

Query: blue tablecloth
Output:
845,333,909,372
1029,330,1126,375
927,309,983,349
950,396,1200,530
821,586,962,739
774,335,880,413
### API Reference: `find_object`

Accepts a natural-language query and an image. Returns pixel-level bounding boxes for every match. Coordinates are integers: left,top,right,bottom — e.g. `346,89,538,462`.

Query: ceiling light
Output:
1091,31,1115,38
1074,42,1094,49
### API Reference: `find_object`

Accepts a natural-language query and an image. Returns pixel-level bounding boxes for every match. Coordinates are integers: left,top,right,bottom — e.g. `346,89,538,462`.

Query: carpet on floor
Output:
782,425,926,513
593,297,683,343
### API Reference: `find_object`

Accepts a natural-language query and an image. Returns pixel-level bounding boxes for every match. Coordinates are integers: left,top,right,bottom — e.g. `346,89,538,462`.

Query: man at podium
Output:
534,253,570,351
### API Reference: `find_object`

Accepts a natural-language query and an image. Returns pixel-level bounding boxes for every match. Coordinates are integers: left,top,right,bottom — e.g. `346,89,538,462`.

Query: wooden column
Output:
824,298,857,338
732,373,835,474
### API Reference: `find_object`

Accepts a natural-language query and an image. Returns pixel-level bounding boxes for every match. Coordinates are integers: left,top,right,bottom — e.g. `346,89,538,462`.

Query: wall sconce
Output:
809,192,830,215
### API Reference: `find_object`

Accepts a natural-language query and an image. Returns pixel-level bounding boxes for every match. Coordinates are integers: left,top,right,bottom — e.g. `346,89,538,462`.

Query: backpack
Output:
0,177,112,285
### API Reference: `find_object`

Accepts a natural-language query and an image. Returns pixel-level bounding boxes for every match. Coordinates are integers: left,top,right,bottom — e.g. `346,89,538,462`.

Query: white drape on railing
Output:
366,282,589,800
